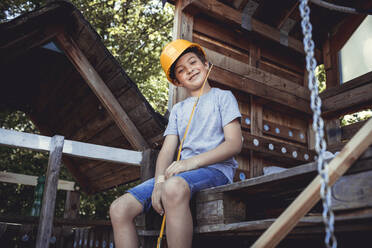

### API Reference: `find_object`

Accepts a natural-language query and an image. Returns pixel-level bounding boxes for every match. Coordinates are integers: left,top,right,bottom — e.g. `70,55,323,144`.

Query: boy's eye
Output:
190,60,196,64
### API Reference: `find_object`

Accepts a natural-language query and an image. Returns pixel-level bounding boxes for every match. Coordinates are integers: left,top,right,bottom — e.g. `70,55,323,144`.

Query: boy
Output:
110,39,242,248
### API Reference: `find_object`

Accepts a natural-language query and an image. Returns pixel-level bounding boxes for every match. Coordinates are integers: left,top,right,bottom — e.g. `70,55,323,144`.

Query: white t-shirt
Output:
164,87,241,183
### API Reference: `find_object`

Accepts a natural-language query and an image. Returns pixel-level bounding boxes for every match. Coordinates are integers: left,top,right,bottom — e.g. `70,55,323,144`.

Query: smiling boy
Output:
110,39,242,248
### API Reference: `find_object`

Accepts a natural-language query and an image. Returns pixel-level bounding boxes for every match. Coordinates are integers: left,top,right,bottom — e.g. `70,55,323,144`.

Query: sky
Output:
340,16,372,83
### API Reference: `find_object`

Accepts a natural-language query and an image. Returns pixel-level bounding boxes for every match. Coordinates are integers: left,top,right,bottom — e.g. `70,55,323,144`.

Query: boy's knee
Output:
162,177,190,205
109,193,142,222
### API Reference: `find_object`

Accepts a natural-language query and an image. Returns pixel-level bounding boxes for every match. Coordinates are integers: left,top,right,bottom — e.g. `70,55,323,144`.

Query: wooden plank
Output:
64,191,80,219
242,131,315,163
251,118,372,248
195,209,372,234
182,0,321,59
0,128,142,166
36,135,64,248
342,120,368,141
322,76,372,118
329,2,372,54
0,215,112,226
250,96,263,178
55,32,148,150
276,1,299,30
325,119,341,146
262,120,307,145
196,194,246,225
204,48,309,101
0,171,75,191
209,66,311,114
0,25,60,64
172,1,194,105
320,71,372,99
331,170,372,211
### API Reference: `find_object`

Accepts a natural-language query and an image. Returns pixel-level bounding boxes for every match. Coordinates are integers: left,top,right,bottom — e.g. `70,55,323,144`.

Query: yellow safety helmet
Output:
160,39,206,84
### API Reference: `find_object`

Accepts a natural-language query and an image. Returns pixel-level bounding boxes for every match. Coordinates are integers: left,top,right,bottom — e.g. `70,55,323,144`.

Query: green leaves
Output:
72,0,173,114
1,0,173,219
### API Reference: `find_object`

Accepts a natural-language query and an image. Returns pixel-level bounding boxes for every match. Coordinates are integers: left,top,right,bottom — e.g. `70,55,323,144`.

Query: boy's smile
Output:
174,52,211,96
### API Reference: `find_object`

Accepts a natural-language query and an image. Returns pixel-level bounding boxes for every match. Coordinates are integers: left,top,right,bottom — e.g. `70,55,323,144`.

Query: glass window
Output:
339,16,372,83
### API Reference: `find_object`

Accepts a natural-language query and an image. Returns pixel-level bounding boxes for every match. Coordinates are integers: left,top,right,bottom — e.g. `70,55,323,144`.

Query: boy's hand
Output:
165,157,200,179
151,182,164,215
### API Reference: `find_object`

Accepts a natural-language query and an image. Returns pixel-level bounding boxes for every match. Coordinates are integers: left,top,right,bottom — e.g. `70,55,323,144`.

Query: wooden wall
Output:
171,0,316,180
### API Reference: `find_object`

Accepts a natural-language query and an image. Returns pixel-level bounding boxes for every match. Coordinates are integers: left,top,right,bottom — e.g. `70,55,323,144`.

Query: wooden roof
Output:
0,2,167,193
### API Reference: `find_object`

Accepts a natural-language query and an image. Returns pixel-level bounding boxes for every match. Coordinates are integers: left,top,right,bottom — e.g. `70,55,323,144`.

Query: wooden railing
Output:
0,127,147,248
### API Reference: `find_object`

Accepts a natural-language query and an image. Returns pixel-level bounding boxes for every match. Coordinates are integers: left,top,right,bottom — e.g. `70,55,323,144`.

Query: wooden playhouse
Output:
1,0,372,247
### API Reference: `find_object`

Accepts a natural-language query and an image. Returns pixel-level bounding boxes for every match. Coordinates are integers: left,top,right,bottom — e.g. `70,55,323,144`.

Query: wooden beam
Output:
251,117,372,248
0,171,75,191
321,72,372,117
55,32,148,150
64,191,80,219
170,0,195,106
205,48,310,101
250,96,263,177
209,66,311,114
329,0,372,54
0,25,60,65
195,209,372,234
320,71,372,99
197,146,372,195
36,135,64,248
182,0,321,59
242,132,316,163
342,120,369,142
276,1,299,30
0,128,143,166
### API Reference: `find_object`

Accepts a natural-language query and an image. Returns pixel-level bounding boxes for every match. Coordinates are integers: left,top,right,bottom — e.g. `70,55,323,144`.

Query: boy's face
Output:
173,52,209,91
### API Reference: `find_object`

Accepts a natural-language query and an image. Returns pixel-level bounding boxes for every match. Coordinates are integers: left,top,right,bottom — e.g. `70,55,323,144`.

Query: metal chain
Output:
299,1,337,247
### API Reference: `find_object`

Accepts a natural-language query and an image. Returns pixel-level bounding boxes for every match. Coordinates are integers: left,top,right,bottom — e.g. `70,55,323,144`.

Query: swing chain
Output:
299,1,337,248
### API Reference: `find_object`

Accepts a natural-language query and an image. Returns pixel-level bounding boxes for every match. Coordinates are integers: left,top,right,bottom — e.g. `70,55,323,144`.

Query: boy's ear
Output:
204,61,210,69
172,79,183,87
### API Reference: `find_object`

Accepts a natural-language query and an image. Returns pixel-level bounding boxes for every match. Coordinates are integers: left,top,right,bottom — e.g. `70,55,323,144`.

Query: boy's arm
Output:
155,134,179,180
165,119,242,178
152,134,178,215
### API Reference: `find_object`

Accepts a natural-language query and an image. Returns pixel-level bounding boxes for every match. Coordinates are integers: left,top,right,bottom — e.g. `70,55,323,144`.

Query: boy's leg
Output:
162,167,229,248
110,193,143,248
162,176,193,248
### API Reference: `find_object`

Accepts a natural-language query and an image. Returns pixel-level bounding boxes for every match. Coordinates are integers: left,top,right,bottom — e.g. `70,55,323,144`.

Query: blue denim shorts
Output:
127,167,229,213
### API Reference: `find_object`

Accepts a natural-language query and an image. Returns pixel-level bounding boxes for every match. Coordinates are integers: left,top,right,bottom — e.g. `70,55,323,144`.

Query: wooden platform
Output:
137,147,372,247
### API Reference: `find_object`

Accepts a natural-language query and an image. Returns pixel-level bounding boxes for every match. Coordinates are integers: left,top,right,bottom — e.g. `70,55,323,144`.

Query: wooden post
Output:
325,118,342,147
169,0,194,107
251,118,372,248
36,135,64,248
140,149,158,181
64,191,80,219
250,96,263,178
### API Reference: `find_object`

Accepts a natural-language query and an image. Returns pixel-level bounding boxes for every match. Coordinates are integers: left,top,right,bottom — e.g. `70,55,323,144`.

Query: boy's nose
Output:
186,67,193,74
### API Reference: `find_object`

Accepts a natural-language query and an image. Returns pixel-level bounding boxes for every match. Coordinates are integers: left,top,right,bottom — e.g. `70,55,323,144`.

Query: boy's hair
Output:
169,46,207,81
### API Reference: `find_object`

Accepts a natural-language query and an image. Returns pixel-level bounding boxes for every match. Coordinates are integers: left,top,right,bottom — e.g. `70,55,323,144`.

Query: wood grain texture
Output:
55,32,148,150
36,135,64,248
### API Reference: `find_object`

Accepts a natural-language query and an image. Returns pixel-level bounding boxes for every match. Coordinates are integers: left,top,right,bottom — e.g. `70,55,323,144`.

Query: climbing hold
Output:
268,143,274,150
292,151,298,158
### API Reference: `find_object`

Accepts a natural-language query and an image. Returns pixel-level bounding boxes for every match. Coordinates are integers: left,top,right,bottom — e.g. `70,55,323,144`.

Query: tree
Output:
1,0,173,114
0,0,174,219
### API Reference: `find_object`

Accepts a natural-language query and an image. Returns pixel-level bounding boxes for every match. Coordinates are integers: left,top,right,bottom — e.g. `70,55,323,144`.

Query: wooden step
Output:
195,147,372,226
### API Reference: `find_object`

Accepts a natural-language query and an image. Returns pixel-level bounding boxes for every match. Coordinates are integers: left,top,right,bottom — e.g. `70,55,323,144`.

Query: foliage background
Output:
0,0,173,219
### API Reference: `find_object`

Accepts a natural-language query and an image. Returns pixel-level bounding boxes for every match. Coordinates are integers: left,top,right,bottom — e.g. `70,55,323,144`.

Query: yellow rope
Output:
156,64,213,248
